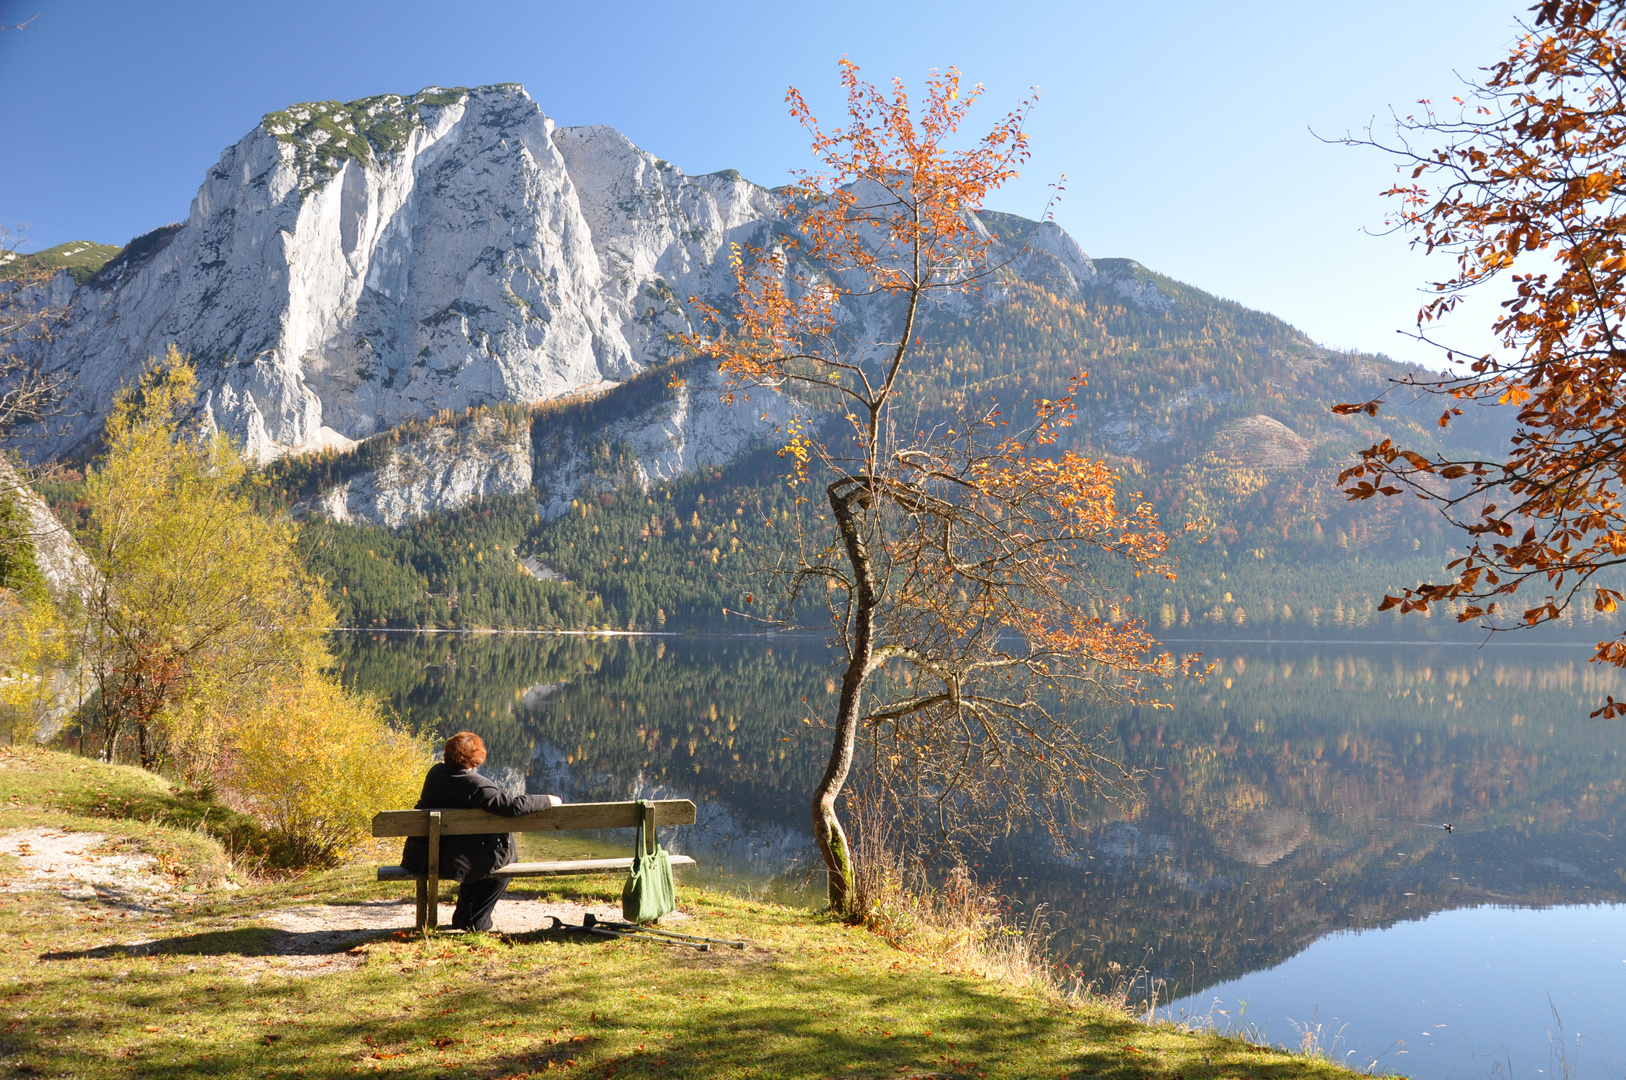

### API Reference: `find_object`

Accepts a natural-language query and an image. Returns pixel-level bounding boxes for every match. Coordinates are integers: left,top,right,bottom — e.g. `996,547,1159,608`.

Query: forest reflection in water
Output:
333,632,1626,1005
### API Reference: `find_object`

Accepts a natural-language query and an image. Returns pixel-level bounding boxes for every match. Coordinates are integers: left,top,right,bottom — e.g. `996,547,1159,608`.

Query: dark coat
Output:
400,762,553,882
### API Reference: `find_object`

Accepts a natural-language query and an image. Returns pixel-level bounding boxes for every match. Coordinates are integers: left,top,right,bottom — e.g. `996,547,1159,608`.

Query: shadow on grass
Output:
16,930,1351,1080
38,926,386,959
40,921,627,964
95,970,1069,1080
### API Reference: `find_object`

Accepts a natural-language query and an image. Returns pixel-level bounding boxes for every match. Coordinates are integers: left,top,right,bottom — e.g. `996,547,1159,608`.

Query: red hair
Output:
444,731,487,770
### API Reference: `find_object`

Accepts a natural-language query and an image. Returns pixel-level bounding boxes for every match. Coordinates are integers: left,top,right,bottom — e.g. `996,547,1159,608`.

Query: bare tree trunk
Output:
814,481,878,915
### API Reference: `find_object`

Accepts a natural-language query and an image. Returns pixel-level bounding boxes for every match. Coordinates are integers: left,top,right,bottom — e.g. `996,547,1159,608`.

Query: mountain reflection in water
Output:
335,633,1626,1053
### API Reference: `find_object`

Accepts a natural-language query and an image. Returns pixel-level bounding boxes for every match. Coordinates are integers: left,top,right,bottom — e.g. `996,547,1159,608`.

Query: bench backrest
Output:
371,799,697,839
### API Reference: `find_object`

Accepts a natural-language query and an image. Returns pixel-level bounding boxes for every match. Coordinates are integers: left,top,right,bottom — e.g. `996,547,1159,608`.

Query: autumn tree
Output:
1335,0,1626,713
0,222,81,745
79,347,335,772
227,659,431,867
690,62,1183,914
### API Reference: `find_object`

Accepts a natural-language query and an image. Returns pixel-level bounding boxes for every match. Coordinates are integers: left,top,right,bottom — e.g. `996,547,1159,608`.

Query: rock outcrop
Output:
291,363,801,529
0,459,95,603
295,411,533,529
1209,414,1316,469
529,364,803,521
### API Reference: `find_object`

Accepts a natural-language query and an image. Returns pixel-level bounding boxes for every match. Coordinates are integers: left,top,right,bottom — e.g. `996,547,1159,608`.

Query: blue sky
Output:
0,0,1523,365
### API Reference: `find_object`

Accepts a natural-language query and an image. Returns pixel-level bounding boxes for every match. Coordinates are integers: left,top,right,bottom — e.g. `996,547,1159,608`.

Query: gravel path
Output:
0,826,169,897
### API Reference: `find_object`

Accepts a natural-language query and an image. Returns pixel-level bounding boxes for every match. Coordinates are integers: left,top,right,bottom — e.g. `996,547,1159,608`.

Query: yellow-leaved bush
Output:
79,347,335,775
0,595,75,745
225,662,432,868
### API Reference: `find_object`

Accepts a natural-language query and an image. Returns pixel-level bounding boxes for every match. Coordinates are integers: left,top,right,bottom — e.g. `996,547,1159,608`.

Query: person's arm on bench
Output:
454,771,561,817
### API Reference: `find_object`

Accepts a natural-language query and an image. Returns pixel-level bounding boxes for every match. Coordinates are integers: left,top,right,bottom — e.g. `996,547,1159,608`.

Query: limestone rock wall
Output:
296,411,533,529
21,83,1109,527
26,85,785,465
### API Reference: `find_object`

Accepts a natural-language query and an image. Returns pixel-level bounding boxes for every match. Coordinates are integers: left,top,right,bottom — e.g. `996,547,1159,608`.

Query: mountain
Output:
18,82,1548,638
14,83,1089,468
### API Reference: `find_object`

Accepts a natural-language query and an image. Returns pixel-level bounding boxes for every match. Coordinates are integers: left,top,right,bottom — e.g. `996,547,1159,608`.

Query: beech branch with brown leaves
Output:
1336,0,1626,715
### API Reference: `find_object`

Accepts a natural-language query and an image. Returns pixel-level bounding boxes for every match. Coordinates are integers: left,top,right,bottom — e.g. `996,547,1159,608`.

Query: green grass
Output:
0,747,265,889
0,748,1367,1079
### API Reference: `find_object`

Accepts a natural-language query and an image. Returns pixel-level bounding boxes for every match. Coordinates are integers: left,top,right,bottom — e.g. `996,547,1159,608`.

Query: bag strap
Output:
638,799,656,855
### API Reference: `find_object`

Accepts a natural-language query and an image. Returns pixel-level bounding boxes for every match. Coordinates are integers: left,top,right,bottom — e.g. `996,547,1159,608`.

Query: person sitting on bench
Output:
401,731,563,932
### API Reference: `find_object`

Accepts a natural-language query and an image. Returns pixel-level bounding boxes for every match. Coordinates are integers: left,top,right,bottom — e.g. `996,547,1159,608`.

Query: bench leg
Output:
426,811,441,932
415,878,428,930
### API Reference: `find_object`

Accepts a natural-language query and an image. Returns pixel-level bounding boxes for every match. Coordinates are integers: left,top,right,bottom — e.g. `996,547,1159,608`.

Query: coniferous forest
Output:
192,275,1619,644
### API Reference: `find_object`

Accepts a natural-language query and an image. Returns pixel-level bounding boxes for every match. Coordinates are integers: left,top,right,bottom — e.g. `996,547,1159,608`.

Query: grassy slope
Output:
0,240,122,284
0,748,1364,1080
0,746,260,890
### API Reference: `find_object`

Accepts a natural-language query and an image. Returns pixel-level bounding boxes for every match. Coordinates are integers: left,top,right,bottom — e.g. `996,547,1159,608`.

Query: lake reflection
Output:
334,633,1626,1078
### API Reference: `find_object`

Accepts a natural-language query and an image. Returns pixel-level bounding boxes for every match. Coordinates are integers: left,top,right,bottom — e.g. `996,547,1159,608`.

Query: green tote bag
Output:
622,800,676,923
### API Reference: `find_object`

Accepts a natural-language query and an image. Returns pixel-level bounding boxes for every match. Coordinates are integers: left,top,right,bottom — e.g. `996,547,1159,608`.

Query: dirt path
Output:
256,897,695,974
7,824,696,977
0,826,170,898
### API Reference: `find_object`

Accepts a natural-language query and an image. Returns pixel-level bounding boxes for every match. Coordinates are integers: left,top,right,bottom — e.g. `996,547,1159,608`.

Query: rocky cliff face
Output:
296,411,533,529
528,364,805,521
0,459,95,603
24,83,1103,475
298,363,804,529
24,85,789,464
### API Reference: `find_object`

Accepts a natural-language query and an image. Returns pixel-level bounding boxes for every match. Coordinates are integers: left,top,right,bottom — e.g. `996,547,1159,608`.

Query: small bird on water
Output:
1443,823,1453,832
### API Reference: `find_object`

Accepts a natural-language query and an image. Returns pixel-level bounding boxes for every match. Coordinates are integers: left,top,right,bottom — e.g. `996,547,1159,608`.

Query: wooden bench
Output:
372,799,698,930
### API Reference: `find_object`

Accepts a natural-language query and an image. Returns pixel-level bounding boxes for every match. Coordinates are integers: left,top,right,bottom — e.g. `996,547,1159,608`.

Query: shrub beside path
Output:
0,747,1369,1080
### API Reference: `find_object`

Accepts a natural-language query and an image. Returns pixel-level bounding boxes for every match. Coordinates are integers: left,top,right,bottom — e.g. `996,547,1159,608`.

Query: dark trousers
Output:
452,875,508,931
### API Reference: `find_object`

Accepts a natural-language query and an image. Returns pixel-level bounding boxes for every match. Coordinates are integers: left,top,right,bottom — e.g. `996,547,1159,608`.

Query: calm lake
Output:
335,632,1626,1080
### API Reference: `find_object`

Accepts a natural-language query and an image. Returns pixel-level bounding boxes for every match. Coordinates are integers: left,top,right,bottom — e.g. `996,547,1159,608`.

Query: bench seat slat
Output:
377,854,697,881
371,799,697,838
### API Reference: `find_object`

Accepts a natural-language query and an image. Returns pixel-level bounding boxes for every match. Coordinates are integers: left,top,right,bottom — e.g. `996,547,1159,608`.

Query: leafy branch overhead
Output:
1336,0,1626,710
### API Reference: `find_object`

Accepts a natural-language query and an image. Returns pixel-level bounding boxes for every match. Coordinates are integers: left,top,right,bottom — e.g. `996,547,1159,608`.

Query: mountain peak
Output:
20,88,1093,467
